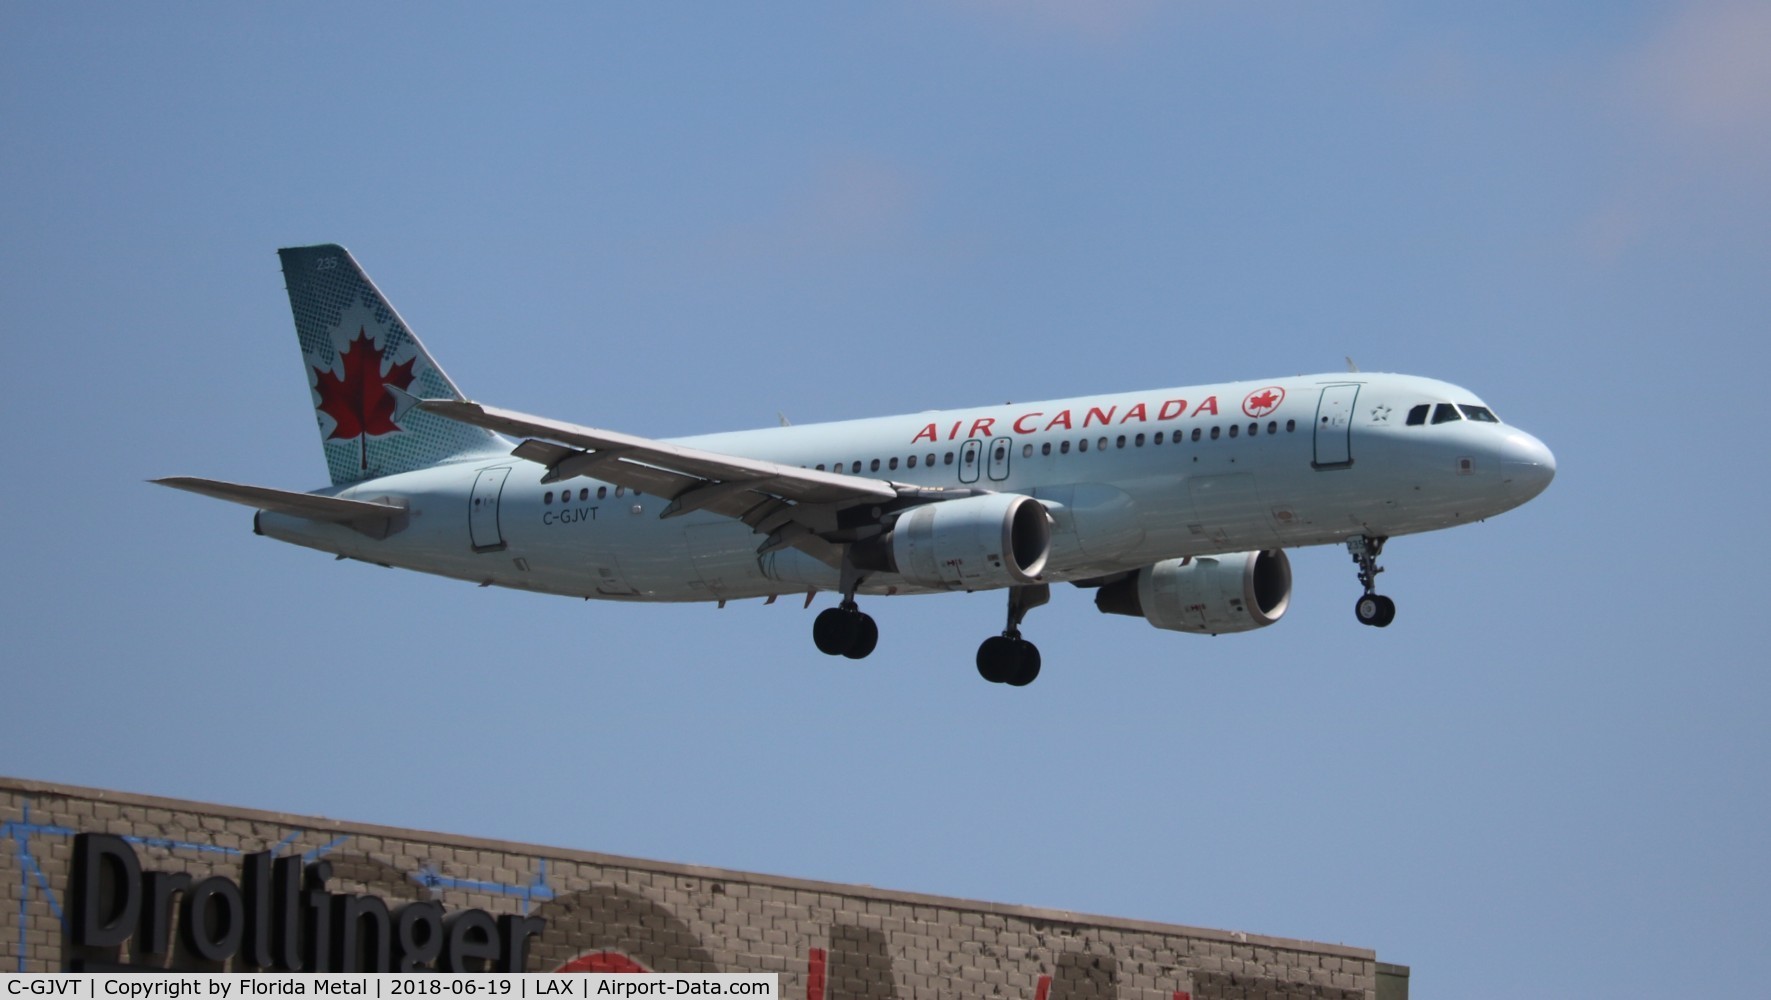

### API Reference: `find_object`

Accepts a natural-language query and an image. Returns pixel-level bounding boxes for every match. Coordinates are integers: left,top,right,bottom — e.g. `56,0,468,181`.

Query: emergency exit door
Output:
470,466,511,551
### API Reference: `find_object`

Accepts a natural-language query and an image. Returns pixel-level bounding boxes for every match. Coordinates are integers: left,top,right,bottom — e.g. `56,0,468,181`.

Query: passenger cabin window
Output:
1460,404,1500,423
1406,404,1430,426
1431,403,1463,424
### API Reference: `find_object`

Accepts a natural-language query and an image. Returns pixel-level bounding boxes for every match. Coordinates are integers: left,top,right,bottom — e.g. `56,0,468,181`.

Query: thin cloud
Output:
1629,0,1771,165
692,153,922,266
1571,1,1771,264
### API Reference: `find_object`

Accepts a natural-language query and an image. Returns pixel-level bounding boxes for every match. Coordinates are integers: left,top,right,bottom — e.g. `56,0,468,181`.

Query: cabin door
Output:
1313,384,1361,468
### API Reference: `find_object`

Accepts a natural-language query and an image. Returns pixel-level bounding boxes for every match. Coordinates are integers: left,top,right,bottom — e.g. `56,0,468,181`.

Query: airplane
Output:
158,244,1556,687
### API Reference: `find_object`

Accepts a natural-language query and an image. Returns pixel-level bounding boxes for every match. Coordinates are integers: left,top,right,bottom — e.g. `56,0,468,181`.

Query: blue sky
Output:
4,3,1767,996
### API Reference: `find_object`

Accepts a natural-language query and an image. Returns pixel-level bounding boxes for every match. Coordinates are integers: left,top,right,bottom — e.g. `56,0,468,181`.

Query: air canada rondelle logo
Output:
1242,386,1285,418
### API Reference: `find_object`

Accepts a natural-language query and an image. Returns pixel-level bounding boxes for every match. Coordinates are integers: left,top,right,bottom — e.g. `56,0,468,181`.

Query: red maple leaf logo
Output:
1242,386,1284,418
313,327,416,470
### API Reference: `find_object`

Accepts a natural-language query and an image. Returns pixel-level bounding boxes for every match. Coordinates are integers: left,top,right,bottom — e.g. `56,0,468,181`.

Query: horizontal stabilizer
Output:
153,477,408,537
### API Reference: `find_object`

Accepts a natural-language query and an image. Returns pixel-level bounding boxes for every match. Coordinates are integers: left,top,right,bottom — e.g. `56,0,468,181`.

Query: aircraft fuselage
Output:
258,372,1554,602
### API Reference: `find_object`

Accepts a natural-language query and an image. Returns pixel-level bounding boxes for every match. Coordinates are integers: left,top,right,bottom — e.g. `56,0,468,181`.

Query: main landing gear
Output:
809,567,1049,687
1348,535,1396,628
813,557,878,659
813,601,878,658
976,584,1048,687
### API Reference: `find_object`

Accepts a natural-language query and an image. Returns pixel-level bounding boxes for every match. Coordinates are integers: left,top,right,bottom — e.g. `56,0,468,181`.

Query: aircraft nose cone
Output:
1502,431,1556,500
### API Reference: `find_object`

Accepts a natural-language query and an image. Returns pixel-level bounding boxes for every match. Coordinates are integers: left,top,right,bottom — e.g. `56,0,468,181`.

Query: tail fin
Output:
279,244,505,486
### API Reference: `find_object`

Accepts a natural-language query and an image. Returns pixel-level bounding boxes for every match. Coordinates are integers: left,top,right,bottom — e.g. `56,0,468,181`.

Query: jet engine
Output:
852,493,1052,590
1094,549,1291,635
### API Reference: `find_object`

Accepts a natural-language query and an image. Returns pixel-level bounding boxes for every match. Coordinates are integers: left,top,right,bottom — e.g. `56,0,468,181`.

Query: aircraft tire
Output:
1356,594,1397,628
1004,640,1041,687
814,607,859,655
843,613,879,659
1371,595,1396,627
976,635,1014,683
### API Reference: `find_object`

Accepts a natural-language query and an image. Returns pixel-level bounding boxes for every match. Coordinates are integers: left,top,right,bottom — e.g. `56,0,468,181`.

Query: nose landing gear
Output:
1348,535,1396,627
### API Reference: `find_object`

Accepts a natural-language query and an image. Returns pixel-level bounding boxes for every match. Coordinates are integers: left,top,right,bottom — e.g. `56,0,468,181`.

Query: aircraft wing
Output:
419,399,923,557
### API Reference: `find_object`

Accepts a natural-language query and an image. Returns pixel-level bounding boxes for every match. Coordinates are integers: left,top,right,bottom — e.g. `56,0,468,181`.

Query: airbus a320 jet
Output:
159,245,1556,687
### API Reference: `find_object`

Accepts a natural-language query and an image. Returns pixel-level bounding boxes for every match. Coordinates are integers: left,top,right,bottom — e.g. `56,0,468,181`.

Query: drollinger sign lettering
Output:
68,835,542,973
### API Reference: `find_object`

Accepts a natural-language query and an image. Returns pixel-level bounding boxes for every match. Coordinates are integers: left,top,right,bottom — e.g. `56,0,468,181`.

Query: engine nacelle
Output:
854,494,1052,590
1094,549,1291,635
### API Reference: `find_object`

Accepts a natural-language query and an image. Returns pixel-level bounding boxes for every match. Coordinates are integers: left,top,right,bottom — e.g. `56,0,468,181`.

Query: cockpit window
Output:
1431,403,1463,424
1459,404,1499,423
1406,404,1430,426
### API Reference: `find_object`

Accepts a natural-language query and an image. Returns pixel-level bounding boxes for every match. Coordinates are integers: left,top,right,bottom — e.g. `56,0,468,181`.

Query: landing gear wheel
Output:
1004,640,1041,687
976,635,1014,683
1347,536,1396,629
976,634,1041,686
1355,594,1396,628
842,613,879,659
813,607,859,655
814,606,878,657
976,585,1050,687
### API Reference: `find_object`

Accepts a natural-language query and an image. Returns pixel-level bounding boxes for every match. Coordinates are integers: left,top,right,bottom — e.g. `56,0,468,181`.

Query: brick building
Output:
3,777,1406,998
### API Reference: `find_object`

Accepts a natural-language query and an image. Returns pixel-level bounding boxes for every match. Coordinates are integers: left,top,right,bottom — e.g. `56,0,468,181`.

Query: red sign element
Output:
313,327,417,470
556,952,651,973
1242,386,1284,418
807,947,826,1000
